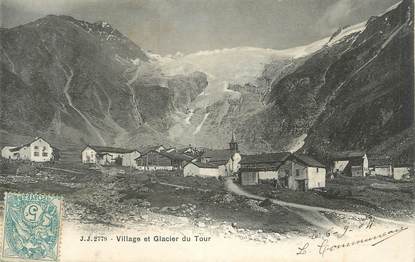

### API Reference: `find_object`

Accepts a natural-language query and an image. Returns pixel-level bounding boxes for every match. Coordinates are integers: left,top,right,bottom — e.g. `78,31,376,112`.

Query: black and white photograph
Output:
0,0,414,261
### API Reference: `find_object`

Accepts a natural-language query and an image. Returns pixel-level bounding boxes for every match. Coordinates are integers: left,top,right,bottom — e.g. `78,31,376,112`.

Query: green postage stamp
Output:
2,192,63,262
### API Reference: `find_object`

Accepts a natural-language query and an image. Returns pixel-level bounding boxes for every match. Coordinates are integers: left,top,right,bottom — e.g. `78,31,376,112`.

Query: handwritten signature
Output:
297,226,408,256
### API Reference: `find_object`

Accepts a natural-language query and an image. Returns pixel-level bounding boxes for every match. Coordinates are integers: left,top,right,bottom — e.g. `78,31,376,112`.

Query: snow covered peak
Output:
327,21,367,46
147,19,368,110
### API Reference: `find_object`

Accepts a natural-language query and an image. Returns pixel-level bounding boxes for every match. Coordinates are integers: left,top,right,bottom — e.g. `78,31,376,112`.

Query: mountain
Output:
0,15,207,149
1,0,413,163
171,0,412,164
153,36,339,149
299,0,414,164
241,0,413,163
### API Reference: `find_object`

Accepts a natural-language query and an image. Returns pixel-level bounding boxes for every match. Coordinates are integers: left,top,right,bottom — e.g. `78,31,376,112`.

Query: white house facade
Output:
393,167,411,180
1,137,54,162
183,162,219,178
122,151,141,168
278,155,326,191
81,145,140,166
81,146,97,164
1,146,16,159
331,151,369,176
239,153,326,191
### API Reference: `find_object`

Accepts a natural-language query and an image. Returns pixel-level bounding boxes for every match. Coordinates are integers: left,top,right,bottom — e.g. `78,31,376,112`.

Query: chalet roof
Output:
9,147,23,152
330,151,366,160
202,149,236,162
87,145,137,154
368,155,392,167
292,154,326,168
135,150,194,162
139,145,165,154
241,152,291,164
177,147,190,153
8,137,50,152
240,163,284,172
239,153,325,170
185,161,219,169
159,151,195,162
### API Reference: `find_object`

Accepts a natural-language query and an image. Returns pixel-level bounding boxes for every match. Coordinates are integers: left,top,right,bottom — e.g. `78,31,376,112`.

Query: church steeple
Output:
229,131,238,151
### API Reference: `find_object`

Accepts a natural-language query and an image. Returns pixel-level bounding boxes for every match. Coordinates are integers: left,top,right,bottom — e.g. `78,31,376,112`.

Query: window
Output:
42,152,48,157
296,169,300,176
317,168,319,172
34,152,39,156
34,146,39,149
43,146,47,150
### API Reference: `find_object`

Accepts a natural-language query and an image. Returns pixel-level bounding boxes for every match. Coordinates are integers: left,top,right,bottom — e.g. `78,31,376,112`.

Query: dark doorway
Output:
297,180,306,192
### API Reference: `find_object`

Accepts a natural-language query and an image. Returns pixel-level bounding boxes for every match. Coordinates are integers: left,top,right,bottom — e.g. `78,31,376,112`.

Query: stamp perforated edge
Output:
1,192,64,262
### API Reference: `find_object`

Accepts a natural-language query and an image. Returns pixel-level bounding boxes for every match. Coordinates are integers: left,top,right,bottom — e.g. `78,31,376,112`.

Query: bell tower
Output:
229,131,238,151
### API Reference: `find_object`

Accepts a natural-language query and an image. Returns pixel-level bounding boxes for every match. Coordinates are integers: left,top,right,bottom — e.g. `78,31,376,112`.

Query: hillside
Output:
300,0,413,164
0,15,207,148
259,0,413,163
0,1,413,161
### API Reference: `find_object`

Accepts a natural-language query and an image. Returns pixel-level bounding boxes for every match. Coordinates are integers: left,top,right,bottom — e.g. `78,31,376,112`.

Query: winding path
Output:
224,178,415,227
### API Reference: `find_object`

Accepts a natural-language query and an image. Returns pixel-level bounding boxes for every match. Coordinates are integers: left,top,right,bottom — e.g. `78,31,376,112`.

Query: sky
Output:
1,0,400,54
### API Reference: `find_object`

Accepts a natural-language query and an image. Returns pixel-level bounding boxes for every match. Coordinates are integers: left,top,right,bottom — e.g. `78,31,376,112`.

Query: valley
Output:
0,0,413,166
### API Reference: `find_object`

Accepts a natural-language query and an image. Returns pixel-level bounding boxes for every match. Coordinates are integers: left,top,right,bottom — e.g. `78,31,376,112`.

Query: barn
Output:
393,165,412,180
183,161,219,178
368,155,393,177
135,150,194,171
330,151,369,177
278,154,326,191
238,152,291,186
81,145,140,166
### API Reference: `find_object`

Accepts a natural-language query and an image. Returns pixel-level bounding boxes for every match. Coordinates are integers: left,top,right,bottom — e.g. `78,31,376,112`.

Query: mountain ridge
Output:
0,1,413,164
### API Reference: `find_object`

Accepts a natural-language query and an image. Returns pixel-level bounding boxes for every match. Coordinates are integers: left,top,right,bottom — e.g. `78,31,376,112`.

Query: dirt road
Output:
224,178,415,227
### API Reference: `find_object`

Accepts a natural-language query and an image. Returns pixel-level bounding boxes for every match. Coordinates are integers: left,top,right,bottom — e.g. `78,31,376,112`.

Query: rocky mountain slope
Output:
1,0,412,164
300,0,413,164
0,15,207,148
247,0,413,163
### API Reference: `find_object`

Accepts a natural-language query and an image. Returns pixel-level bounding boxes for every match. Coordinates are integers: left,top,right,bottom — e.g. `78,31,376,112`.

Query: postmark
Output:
2,192,63,262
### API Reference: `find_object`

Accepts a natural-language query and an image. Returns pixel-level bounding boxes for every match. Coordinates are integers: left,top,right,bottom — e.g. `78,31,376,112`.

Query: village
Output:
1,135,413,188
0,135,414,247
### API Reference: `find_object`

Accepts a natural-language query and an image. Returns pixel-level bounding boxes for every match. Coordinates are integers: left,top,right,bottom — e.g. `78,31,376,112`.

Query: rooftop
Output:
202,149,237,162
292,154,326,168
368,154,392,167
241,152,291,164
186,161,219,168
330,151,366,160
8,137,49,152
135,150,195,162
159,151,195,162
240,162,284,172
87,145,137,154
138,145,165,154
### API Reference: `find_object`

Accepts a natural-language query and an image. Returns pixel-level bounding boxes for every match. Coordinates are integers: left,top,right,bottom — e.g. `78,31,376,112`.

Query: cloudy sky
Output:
1,0,399,54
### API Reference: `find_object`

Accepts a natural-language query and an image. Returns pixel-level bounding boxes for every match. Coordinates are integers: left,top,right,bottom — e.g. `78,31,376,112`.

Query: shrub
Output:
16,162,40,176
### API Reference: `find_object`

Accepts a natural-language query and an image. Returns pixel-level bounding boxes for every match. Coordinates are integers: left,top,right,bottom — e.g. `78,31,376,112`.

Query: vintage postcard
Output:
0,0,414,261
